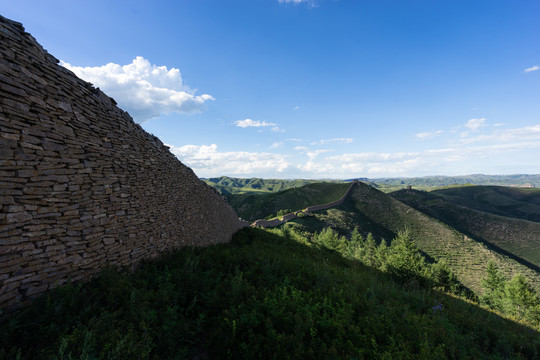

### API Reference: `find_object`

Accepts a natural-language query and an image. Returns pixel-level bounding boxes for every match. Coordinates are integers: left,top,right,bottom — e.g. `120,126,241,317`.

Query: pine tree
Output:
429,259,461,293
350,227,364,244
505,273,539,321
385,230,427,285
362,233,378,267
343,228,364,260
480,261,506,312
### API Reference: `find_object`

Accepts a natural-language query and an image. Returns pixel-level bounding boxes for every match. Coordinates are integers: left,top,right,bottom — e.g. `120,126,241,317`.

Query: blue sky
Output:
3,0,540,179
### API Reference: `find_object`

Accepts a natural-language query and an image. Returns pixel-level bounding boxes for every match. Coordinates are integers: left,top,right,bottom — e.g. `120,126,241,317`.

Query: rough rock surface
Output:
0,15,247,310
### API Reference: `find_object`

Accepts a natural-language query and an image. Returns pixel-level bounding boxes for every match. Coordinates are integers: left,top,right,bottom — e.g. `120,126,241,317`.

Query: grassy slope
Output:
431,185,540,223
1,228,539,359
228,182,351,221
253,182,540,294
347,183,540,294
391,189,540,270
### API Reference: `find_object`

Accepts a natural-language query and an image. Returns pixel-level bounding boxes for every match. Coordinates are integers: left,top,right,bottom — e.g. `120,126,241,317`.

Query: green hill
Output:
430,185,540,223
235,182,540,294
3,181,540,358
1,228,539,359
367,174,540,190
391,188,540,271
203,176,339,195
228,182,351,221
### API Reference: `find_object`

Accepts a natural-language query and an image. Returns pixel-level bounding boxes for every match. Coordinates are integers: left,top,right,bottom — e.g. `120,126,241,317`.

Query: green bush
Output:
1,228,538,359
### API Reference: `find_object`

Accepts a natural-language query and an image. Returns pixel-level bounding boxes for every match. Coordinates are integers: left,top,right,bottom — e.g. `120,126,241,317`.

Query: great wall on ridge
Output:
250,180,358,228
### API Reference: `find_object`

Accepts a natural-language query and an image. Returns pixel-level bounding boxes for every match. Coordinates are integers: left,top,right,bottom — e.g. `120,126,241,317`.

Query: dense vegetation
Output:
480,261,540,325
430,185,540,223
229,181,540,294
391,188,540,270
1,227,539,359
3,180,540,358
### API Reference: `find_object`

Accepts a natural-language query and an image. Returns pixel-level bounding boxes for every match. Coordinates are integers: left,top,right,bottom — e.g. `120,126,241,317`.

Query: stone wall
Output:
0,15,247,311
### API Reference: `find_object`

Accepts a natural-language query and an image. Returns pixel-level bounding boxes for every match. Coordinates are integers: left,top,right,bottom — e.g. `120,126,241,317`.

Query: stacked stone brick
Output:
0,15,246,311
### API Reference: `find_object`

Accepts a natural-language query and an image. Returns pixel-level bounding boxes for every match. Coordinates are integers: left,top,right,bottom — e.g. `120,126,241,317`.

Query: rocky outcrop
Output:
0,15,246,310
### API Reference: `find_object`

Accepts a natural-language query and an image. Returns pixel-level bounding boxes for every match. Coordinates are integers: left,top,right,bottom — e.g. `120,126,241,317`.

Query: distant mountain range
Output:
204,174,539,195
349,174,540,189
203,176,341,195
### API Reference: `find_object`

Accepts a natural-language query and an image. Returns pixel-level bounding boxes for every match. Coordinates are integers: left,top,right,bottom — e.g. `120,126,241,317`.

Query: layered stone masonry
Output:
251,181,358,228
0,15,247,311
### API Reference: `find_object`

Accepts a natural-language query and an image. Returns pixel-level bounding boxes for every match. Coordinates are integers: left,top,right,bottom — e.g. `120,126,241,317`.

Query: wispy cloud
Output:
61,57,213,122
235,119,283,132
416,130,443,139
524,65,539,73
310,138,354,145
459,124,540,144
167,119,540,178
294,136,540,177
235,119,277,128
270,142,284,149
279,0,315,4
464,118,486,130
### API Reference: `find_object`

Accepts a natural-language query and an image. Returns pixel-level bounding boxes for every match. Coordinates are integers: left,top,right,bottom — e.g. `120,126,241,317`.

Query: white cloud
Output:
464,118,486,130
278,0,318,8
165,119,540,179
310,138,354,145
61,57,213,122
234,119,284,132
524,65,539,73
279,0,312,3
234,118,281,131
270,142,284,149
460,124,540,144
306,149,334,159
293,106,300,111
290,122,540,177
416,130,443,139
298,151,421,176
298,150,335,173
167,143,291,177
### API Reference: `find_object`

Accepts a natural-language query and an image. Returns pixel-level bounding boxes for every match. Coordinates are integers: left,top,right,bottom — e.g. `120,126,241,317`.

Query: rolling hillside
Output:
431,185,540,222
228,182,351,221
367,174,540,189
391,189,540,270
232,182,540,294
3,180,540,357
203,176,339,195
